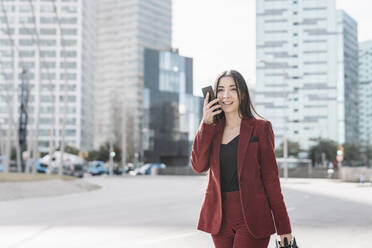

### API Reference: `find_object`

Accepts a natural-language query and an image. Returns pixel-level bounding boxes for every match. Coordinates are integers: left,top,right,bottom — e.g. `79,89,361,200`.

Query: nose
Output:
223,90,231,99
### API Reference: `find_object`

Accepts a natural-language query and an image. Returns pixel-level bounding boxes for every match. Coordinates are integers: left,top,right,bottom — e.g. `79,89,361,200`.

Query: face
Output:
216,76,240,114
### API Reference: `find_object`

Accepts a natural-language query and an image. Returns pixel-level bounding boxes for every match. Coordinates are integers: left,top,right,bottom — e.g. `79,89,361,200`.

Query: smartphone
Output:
202,85,222,114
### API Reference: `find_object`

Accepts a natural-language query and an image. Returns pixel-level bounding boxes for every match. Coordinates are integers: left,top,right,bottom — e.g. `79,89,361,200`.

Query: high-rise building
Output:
359,40,372,145
143,48,201,166
94,0,171,162
338,10,359,145
255,0,359,150
0,0,96,153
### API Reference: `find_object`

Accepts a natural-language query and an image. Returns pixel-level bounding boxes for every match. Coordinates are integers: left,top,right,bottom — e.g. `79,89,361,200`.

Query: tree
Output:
342,142,362,162
275,140,301,157
308,139,338,166
87,141,122,162
56,145,79,155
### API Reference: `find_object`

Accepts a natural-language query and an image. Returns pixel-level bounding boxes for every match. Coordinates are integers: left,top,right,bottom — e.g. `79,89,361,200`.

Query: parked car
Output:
113,165,124,175
129,163,166,176
87,161,108,176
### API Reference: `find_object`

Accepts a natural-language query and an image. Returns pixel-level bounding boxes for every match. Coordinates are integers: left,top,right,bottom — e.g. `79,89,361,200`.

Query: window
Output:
60,84,76,91
39,39,56,46
18,72,34,80
19,16,35,24
61,5,77,13
18,61,35,69
40,118,53,124
60,50,77,57
40,28,56,35
0,39,11,46
60,17,77,24
40,17,57,24
40,84,55,91
19,39,35,46
61,28,77,35
19,28,36,35
40,95,55,102
60,73,77,80
61,39,77,46
41,61,56,69
41,73,56,80
40,4,55,13
60,62,76,69
20,5,32,12
40,50,56,57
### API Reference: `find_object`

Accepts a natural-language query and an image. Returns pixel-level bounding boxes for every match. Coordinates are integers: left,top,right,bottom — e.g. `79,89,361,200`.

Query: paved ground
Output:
0,175,371,248
0,178,100,201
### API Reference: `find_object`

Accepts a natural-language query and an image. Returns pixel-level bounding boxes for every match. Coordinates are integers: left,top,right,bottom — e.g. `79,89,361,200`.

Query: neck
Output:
224,111,242,129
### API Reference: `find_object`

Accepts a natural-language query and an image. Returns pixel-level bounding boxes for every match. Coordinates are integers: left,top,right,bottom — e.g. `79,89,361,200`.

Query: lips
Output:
223,101,233,105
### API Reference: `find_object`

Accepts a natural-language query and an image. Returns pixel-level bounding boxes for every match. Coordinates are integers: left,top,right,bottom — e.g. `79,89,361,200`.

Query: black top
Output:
220,135,240,192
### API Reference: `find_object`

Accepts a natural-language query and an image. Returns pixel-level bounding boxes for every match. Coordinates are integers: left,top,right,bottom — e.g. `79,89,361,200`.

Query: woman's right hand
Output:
202,92,222,125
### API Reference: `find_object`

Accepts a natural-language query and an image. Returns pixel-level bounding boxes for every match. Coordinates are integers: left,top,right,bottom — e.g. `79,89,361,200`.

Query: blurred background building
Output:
0,0,96,154
255,0,359,150
143,48,202,166
94,0,172,163
358,40,372,146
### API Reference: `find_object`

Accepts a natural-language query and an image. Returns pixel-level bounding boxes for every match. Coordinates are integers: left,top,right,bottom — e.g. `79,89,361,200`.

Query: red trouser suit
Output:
211,190,271,248
190,117,292,247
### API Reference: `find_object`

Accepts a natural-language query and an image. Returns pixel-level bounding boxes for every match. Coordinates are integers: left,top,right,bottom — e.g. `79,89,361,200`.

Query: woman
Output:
190,70,293,248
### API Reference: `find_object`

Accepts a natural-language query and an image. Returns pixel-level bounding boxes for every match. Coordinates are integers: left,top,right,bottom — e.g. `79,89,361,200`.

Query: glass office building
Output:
94,0,171,163
143,48,202,166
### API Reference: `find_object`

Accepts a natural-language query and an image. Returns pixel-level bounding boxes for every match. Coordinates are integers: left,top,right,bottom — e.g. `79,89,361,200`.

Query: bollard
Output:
359,174,365,185
151,166,159,176
327,168,334,179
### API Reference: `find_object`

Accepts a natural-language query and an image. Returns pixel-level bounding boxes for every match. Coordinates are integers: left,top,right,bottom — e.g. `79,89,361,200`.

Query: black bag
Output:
275,236,299,248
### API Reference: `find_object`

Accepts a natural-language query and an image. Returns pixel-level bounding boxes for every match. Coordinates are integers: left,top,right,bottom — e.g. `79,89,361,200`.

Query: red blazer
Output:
190,116,292,239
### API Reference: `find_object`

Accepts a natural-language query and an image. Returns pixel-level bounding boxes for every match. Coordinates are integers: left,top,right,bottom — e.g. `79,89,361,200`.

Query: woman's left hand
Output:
280,233,293,245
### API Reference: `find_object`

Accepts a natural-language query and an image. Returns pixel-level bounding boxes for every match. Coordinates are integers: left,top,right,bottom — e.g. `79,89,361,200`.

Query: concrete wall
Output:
155,166,372,183
337,167,372,182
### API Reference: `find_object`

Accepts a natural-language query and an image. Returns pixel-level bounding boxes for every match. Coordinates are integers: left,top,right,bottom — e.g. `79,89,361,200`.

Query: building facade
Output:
359,40,372,145
0,0,96,153
255,0,359,150
94,0,171,162
143,48,202,166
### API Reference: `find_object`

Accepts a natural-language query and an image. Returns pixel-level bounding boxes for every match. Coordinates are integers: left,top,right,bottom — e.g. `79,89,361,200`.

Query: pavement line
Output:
136,231,198,245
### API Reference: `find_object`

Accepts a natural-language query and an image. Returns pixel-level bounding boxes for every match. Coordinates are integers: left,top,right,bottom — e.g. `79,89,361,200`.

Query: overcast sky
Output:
172,0,372,96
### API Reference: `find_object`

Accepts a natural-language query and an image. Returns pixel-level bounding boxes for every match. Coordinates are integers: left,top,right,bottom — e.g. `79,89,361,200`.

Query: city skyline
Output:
173,0,372,96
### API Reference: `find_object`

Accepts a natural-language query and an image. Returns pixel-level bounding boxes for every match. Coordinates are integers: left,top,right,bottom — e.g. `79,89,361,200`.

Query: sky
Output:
172,0,372,97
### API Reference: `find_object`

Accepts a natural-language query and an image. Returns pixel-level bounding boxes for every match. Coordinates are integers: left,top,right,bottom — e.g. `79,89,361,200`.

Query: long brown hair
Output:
205,70,265,178
214,69,264,121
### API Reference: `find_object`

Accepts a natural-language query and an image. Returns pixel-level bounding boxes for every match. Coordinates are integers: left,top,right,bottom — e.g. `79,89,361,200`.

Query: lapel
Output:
214,116,256,184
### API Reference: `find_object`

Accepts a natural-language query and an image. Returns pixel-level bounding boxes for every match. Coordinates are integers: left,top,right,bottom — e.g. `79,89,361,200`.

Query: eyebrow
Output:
218,85,236,88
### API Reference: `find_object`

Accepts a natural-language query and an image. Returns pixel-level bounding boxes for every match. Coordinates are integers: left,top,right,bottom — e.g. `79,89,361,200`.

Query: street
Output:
0,176,371,247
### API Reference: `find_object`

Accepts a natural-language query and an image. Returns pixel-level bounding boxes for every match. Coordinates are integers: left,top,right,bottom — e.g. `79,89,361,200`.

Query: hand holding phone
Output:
201,86,222,125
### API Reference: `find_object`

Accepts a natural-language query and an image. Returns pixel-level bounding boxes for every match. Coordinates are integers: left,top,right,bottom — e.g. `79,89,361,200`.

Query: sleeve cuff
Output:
200,121,218,136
